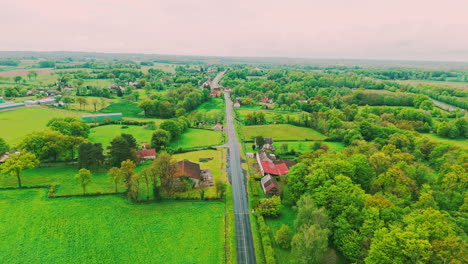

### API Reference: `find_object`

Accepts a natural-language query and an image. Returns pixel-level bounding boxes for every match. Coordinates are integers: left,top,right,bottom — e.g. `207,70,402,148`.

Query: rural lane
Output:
213,71,257,264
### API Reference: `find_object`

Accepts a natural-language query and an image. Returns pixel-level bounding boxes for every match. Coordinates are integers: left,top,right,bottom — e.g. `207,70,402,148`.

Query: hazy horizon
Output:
2,0,468,62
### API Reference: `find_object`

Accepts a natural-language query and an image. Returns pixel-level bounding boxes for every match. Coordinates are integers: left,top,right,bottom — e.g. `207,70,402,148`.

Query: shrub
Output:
275,224,292,249
256,195,281,217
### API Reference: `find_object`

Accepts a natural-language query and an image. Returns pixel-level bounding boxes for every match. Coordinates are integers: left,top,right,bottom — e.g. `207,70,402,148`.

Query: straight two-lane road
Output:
212,71,256,264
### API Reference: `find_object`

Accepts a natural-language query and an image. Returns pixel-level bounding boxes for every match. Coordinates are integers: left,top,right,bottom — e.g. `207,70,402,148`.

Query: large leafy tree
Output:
47,117,90,138
0,151,39,187
107,136,137,167
159,120,183,139
78,142,104,170
151,129,171,151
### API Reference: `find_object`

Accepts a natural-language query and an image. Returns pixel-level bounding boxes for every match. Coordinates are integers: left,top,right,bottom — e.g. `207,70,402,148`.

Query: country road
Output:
213,71,256,264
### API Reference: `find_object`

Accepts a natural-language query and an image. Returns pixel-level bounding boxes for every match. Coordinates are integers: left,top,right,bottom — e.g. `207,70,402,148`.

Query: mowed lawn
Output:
241,124,326,141
0,189,225,264
246,141,344,153
89,125,154,148
0,107,81,144
170,128,223,149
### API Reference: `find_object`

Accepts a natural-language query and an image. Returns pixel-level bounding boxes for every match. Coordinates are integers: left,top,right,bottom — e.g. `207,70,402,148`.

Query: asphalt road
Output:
217,72,256,263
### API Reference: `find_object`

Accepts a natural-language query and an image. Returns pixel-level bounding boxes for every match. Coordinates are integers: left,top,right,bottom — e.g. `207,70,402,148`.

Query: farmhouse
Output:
261,174,280,196
137,149,156,160
172,160,203,186
256,150,295,176
81,113,123,123
213,123,223,131
234,98,241,108
260,97,273,104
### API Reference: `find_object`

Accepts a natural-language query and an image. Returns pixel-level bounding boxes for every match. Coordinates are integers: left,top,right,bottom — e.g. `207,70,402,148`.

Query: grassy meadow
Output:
89,125,154,148
245,141,344,154
0,189,225,264
241,124,326,141
0,162,151,195
171,128,223,149
0,107,81,144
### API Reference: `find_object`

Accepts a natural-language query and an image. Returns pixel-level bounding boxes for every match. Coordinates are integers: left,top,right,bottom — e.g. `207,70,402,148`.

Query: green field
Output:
245,141,344,154
171,128,223,149
0,163,152,195
0,189,225,264
99,100,143,118
420,133,468,150
0,107,81,145
89,125,154,148
241,124,326,141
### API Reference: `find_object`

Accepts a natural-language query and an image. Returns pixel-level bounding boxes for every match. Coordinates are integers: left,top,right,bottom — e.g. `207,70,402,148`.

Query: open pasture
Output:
0,189,225,264
170,128,223,149
241,124,326,141
0,106,81,145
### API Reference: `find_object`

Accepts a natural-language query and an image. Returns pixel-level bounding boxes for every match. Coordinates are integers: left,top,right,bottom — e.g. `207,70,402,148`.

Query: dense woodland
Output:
223,66,467,263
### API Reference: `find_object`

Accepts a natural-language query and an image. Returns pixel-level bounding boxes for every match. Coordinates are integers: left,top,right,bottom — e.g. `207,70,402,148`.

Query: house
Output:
260,97,273,104
210,90,222,97
255,137,275,151
172,160,203,187
213,123,223,131
0,154,9,163
224,87,232,92
0,102,25,110
261,174,280,196
256,150,294,176
137,149,156,160
234,98,241,108
46,90,58,96
246,153,254,158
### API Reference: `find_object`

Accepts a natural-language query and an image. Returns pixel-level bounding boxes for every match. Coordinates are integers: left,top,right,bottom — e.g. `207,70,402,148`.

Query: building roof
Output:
213,123,223,130
172,160,202,180
261,175,279,193
137,149,156,158
260,160,289,176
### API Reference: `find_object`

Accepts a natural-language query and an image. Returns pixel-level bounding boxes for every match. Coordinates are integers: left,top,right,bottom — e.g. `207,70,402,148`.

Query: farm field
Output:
236,109,299,123
67,96,118,112
0,162,151,195
89,124,154,148
397,79,468,89
99,100,143,118
246,141,344,153
170,128,223,149
0,189,225,264
172,149,227,198
0,106,82,144
241,124,326,141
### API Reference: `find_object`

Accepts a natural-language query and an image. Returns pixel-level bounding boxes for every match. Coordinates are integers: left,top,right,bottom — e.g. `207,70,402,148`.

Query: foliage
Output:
275,224,292,249
256,196,282,217
75,168,92,194
77,142,104,170
0,151,39,188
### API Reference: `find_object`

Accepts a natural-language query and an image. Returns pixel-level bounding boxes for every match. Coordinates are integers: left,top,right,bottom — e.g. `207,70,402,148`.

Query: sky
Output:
1,0,468,61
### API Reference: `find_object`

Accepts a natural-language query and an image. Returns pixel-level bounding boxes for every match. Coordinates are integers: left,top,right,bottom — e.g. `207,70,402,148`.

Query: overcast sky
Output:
1,0,468,61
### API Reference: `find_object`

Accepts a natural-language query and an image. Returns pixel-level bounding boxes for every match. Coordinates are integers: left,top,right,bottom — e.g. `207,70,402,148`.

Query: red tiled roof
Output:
260,161,289,176
137,149,156,158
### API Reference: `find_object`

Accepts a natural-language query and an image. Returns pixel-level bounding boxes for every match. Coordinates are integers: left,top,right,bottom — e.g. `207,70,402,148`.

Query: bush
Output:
275,224,292,249
257,215,276,264
256,195,281,217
